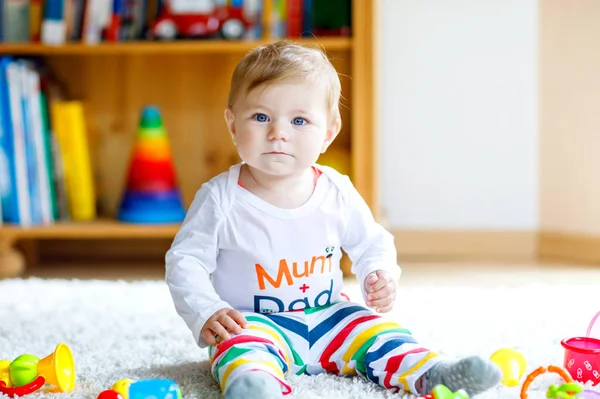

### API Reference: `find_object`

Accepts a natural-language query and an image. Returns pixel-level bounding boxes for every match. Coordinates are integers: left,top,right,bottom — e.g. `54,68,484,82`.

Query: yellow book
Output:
51,101,96,221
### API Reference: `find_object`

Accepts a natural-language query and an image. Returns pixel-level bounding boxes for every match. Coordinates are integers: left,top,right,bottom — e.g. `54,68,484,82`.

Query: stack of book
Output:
0,57,95,227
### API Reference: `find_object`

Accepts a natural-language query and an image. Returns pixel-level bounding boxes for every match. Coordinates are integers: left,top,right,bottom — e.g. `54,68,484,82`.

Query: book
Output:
51,100,96,221
0,57,31,226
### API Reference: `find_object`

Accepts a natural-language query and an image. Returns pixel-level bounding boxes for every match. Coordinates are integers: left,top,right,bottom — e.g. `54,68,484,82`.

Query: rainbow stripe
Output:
208,301,441,396
133,136,172,160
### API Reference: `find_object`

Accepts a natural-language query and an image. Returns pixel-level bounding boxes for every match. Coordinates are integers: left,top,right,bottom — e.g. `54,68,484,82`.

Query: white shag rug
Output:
1,277,600,399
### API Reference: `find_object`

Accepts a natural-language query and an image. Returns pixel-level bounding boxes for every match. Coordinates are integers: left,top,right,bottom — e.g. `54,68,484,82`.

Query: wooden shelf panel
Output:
0,38,352,55
0,219,180,239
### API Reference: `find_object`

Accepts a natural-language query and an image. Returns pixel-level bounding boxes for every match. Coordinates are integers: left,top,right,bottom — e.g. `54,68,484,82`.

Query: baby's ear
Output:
322,118,342,153
224,108,236,140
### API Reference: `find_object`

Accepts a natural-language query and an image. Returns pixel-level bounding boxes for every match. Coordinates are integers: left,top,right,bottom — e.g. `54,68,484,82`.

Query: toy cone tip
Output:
140,106,162,129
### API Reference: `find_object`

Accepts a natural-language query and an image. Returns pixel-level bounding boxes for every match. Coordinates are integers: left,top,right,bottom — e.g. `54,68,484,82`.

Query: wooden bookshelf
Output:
0,0,379,278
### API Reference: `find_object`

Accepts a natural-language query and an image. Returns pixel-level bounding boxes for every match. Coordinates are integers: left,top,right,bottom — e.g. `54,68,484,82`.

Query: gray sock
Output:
225,371,283,399
421,356,502,396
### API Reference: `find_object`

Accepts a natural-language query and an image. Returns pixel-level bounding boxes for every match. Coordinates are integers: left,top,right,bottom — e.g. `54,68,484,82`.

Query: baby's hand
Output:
202,308,248,346
364,270,396,313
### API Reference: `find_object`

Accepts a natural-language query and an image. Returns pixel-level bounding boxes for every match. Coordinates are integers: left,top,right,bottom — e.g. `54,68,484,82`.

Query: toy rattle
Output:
0,343,75,398
97,378,181,399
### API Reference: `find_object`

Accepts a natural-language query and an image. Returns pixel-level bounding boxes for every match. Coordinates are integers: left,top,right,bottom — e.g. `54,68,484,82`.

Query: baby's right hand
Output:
201,308,248,346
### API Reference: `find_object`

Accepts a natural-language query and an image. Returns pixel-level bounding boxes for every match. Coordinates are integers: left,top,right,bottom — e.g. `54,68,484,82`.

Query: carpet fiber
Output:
1,277,599,398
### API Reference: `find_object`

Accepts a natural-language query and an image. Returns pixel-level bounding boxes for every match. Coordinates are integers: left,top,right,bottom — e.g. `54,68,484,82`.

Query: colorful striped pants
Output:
208,301,442,395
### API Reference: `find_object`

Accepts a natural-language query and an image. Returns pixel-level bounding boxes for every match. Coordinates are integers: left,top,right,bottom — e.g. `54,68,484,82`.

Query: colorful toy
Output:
0,343,75,397
151,0,254,40
489,347,526,387
97,389,124,399
129,379,181,399
419,384,469,399
98,379,181,399
547,382,600,398
546,382,584,398
112,378,134,398
520,365,573,399
118,106,186,224
561,311,600,384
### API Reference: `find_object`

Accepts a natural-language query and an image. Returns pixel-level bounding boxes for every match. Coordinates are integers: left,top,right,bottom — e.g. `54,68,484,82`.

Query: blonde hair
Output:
227,40,342,122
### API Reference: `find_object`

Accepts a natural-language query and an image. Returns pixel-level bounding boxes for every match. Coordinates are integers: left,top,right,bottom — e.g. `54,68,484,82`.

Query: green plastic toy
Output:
9,354,40,387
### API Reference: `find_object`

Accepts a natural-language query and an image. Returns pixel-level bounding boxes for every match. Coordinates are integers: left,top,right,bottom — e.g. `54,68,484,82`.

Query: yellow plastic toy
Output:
112,379,134,399
38,342,76,392
0,360,12,388
489,348,526,387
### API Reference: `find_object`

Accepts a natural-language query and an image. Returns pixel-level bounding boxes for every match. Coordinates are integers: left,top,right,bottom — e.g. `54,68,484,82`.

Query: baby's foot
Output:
225,371,283,399
420,355,502,396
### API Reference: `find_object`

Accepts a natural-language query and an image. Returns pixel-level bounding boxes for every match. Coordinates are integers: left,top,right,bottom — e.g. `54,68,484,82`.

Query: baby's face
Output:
226,78,336,178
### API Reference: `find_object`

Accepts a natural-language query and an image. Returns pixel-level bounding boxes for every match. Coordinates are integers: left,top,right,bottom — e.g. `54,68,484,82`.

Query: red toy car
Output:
151,0,254,40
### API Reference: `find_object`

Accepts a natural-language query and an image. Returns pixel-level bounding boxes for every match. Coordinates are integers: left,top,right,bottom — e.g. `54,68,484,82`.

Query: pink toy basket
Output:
561,311,600,384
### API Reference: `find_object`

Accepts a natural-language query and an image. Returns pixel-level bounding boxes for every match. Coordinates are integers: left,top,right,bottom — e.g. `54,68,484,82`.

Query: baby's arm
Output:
339,177,401,305
165,184,235,348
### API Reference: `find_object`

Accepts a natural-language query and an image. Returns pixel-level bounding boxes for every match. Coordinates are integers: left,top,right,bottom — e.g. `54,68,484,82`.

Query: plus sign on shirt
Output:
166,163,400,347
299,283,310,293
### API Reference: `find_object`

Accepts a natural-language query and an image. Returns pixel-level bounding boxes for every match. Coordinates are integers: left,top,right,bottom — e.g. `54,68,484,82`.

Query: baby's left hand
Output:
364,270,396,313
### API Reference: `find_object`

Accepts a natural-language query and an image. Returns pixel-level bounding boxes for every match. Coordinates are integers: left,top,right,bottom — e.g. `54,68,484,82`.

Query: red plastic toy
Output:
97,389,124,399
151,0,254,40
0,376,46,398
561,310,600,384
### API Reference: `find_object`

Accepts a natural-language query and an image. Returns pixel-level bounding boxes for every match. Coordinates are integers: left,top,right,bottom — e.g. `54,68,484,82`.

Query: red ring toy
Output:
0,376,46,397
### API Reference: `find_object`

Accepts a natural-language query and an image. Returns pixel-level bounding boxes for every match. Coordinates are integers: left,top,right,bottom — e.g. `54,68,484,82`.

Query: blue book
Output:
0,58,7,224
41,0,66,45
18,61,42,225
0,57,30,226
0,57,16,224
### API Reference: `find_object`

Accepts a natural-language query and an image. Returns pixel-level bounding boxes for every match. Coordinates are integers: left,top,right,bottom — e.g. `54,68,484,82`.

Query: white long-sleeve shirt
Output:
165,163,400,347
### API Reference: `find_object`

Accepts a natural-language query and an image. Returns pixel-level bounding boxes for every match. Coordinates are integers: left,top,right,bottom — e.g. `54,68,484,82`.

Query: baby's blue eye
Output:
292,117,307,126
254,113,269,122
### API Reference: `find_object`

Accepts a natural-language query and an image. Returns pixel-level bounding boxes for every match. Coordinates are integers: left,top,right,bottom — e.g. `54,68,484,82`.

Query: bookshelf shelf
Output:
0,38,352,55
0,219,179,239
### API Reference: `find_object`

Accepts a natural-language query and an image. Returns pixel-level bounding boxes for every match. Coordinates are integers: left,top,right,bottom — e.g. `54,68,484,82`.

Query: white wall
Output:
379,0,538,230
